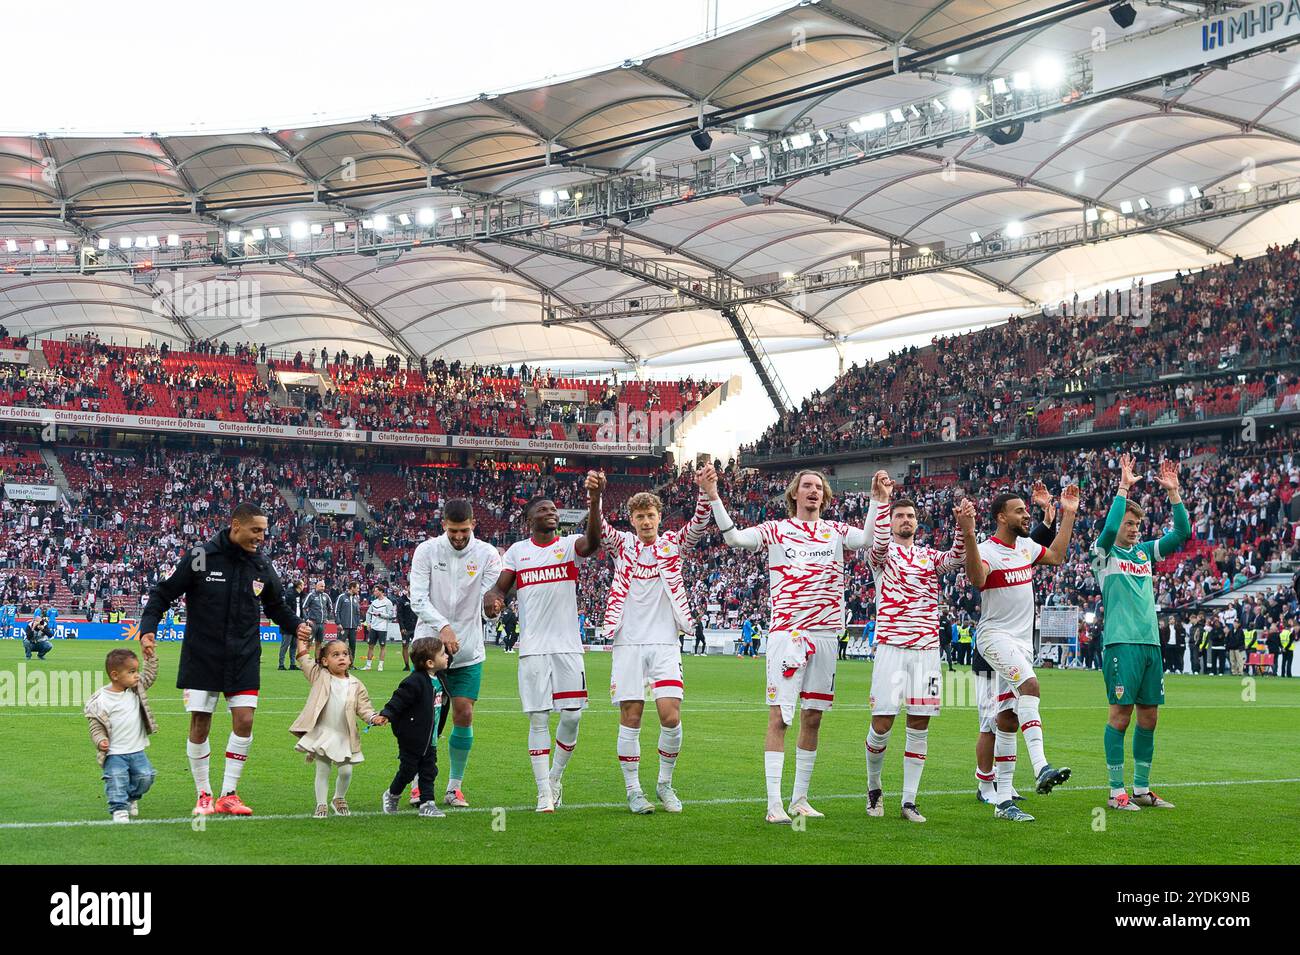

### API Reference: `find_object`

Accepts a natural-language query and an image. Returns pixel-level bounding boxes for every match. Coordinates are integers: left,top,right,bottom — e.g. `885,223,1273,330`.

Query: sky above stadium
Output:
4,0,790,135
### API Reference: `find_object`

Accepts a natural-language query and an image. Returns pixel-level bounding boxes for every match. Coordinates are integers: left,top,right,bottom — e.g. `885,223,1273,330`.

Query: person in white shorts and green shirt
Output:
408,498,503,807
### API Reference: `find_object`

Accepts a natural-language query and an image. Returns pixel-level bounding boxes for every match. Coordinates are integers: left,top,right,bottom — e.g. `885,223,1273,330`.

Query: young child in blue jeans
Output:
84,646,159,822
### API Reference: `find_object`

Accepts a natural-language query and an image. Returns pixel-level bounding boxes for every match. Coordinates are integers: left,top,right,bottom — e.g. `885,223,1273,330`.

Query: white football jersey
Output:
503,533,586,656
975,535,1044,644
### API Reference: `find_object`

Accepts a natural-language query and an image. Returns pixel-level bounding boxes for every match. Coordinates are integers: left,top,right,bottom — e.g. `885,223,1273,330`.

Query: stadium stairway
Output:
1246,395,1275,416
279,485,303,514
351,494,392,581
39,447,75,501
1199,572,1294,607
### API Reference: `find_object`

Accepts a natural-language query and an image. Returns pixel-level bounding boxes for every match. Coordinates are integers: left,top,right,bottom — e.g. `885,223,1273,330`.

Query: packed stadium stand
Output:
745,245,1300,460
0,243,1297,671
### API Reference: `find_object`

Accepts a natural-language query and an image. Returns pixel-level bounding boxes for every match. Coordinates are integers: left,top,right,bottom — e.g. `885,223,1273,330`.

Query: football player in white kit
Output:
864,470,971,823
599,469,713,814
958,484,1080,822
974,482,1058,806
484,471,605,813
408,497,503,808
701,466,875,824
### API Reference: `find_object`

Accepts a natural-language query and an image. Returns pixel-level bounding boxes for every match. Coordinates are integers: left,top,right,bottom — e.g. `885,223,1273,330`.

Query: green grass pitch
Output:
2,643,1297,864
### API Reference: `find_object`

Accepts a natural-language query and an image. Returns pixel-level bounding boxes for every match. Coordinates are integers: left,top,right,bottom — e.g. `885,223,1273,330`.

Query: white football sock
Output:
528,712,551,797
901,728,928,806
221,733,251,796
976,766,996,801
186,739,211,796
657,723,682,786
994,729,1018,804
764,751,784,807
791,747,817,803
617,724,642,794
550,709,582,784
866,727,891,792
1017,695,1047,775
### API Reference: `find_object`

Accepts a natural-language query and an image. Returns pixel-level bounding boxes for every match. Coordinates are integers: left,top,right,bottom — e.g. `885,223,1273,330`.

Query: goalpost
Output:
1038,605,1080,667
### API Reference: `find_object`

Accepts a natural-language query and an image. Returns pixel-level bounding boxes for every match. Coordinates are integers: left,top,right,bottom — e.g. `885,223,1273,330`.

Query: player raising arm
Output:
598,468,713,814
864,468,970,824
959,484,1079,822
1093,454,1189,812
700,464,876,824
483,471,604,813
972,479,1058,806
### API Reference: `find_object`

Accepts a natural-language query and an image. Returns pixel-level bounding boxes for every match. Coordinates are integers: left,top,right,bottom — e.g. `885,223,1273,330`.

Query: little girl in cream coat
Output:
290,634,387,817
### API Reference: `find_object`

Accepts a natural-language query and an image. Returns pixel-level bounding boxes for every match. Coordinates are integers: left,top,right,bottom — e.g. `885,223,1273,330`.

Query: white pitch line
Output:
3,777,1297,831
5,702,1300,717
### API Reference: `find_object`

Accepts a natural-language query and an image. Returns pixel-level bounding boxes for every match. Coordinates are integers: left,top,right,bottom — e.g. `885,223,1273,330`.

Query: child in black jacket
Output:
380,636,450,818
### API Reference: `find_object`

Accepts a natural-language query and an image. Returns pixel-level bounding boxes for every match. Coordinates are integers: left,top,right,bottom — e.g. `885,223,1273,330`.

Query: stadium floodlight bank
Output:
7,12,1300,276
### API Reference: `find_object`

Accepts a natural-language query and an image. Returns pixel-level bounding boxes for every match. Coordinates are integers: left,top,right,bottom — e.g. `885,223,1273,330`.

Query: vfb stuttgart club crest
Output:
553,548,565,561
766,684,778,703
1116,684,1125,699
251,579,264,596
466,560,479,578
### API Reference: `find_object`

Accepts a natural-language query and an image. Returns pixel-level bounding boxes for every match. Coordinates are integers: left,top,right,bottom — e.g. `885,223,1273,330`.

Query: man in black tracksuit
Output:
139,503,308,816
395,588,418,671
280,579,308,670
501,605,519,652
1208,620,1228,675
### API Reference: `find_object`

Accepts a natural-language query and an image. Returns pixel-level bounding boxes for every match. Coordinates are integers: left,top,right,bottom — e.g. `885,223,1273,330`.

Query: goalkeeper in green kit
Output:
1091,453,1190,811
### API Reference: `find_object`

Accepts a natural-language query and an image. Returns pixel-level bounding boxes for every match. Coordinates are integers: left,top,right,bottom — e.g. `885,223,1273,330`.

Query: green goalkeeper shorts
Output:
1102,643,1165,706
441,661,482,701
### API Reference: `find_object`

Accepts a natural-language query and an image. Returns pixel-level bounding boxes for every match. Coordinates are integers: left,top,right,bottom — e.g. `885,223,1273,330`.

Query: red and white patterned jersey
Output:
711,499,874,633
868,503,965,650
502,533,587,656
975,535,1046,643
601,494,711,645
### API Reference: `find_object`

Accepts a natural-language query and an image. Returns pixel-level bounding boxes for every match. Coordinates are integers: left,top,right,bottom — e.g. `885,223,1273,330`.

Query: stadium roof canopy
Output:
5,0,1300,373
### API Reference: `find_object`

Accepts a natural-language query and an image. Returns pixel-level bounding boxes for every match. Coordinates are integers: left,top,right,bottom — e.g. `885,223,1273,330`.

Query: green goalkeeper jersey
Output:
1090,496,1190,647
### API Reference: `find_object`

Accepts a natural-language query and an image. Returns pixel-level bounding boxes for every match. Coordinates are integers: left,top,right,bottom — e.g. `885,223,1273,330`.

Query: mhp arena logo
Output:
1203,2,1300,51
1203,18,1224,49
